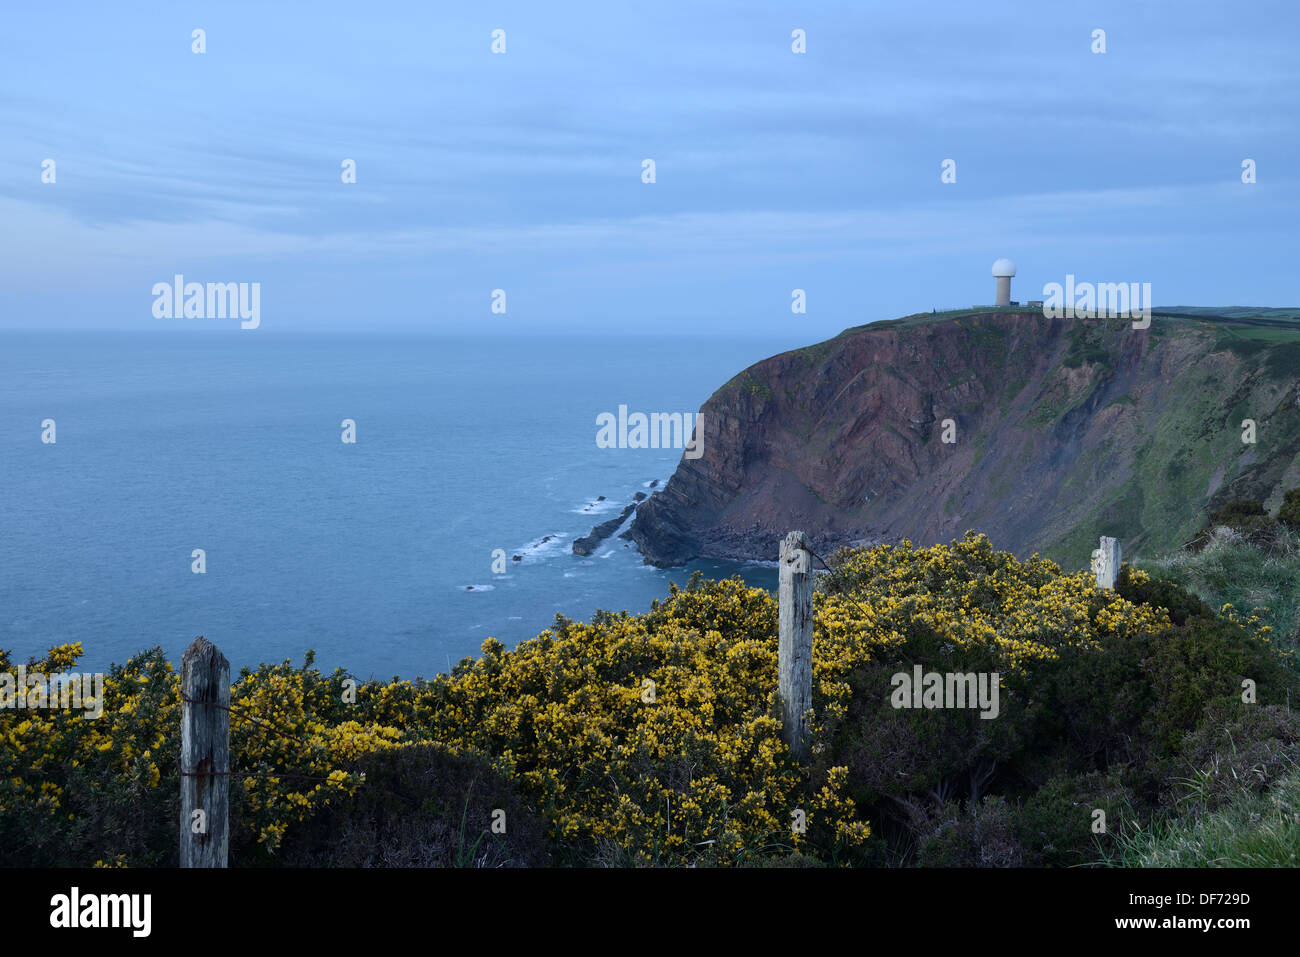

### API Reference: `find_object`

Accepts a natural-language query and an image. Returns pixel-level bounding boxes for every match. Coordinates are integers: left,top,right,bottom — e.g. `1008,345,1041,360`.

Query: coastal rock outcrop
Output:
628,309,1300,567
573,503,638,556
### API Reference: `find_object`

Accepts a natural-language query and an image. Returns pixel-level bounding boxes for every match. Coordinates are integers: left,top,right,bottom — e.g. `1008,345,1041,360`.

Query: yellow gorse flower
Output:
5,532,1220,865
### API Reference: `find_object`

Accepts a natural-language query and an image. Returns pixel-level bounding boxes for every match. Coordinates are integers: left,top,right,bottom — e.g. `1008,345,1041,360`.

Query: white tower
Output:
992,258,1016,306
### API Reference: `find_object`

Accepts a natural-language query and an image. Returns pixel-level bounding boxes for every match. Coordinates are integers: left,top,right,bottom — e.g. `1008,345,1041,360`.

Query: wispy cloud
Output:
0,0,1296,328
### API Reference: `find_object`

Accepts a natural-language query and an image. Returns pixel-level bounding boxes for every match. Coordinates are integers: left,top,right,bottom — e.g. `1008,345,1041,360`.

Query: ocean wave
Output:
512,533,570,561
570,496,623,515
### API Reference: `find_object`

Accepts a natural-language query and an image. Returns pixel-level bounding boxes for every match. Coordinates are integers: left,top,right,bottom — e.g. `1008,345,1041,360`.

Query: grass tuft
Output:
1138,525,1300,654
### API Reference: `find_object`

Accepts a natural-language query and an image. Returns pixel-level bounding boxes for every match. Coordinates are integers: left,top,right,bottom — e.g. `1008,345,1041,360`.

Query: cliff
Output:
628,308,1300,568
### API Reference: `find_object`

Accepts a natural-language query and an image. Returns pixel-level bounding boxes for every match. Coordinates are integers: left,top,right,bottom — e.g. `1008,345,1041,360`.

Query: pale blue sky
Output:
1,1,1296,334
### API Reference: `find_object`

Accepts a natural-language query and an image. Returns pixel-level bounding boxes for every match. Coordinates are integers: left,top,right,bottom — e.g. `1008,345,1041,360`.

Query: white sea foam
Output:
513,533,570,561
571,496,622,515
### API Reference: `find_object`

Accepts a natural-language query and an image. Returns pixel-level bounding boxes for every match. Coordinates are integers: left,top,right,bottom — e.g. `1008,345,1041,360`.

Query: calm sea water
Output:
0,331,789,679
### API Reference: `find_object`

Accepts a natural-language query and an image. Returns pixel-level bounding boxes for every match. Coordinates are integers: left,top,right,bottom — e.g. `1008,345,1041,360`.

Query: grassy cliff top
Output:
845,304,1300,334
770,305,1300,366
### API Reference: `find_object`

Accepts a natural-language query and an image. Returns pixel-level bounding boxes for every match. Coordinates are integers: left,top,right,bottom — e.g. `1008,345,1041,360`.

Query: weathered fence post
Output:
779,531,813,760
1090,536,1122,590
180,636,230,868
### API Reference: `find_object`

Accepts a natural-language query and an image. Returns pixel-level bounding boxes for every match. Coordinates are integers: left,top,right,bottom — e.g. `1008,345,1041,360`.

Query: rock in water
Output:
573,503,638,556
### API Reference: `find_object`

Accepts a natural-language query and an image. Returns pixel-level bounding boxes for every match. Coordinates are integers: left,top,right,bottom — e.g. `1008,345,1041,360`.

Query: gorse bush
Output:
0,645,178,867
419,583,870,865
3,532,1297,867
0,646,408,866
807,535,1295,865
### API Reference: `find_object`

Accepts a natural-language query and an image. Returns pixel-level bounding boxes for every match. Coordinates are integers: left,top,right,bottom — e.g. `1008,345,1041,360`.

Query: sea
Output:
0,330,795,680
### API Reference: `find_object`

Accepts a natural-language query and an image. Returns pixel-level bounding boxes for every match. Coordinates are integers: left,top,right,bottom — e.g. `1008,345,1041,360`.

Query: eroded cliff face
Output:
628,310,1300,567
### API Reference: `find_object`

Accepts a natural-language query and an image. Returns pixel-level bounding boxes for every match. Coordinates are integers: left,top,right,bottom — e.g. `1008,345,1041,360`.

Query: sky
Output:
0,1,1296,336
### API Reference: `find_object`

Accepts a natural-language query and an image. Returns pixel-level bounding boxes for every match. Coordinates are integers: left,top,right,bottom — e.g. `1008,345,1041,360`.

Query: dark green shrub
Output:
1187,496,1291,553
823,619,1037,811
822,559,1300,867
914,796,1023,867
1117,564,1211,625
1278,488,1300,530
1159,703,1300,813
272,742,550,867
1013,770,1138,867
1212,499,1267,523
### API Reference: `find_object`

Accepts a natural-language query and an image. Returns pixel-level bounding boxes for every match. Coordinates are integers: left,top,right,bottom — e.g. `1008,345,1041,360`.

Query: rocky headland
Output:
627,308,1300,568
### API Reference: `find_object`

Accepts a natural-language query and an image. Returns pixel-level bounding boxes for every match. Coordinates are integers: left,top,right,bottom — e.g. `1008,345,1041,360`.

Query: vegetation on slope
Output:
657,308,1300,573
1139,493,1300,642
4,523,1297,867
1116,765,1300,868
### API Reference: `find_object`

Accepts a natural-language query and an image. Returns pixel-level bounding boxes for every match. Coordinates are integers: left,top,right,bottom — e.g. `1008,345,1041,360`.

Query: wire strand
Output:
797,541,878,623
180,691,301,740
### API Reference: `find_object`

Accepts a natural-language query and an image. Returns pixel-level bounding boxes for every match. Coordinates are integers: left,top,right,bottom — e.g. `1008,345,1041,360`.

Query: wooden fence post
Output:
180,636,230,868
1091,536,1121,590
779,531,813,760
